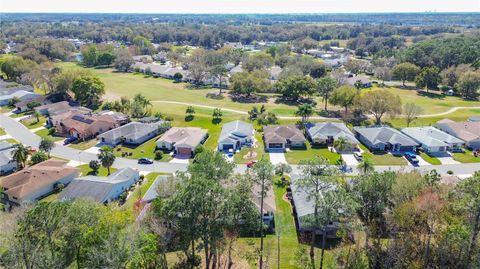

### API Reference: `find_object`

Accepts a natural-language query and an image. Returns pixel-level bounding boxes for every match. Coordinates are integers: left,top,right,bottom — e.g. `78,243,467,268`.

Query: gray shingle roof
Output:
142,175,170,202
59,168,138,203
218,120,253,144
307,122,358,144
98,121,167,142
401,127,464,148
353,126,417,147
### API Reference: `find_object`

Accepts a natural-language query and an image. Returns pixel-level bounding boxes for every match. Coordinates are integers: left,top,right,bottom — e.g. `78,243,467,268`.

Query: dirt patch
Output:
242,151,257,160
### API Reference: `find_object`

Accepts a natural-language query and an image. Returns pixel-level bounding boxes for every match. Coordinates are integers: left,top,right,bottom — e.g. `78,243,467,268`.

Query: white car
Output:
353,151,363,161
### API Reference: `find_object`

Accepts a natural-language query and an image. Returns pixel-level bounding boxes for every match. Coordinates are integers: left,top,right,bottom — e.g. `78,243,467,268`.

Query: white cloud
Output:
1,0,479,13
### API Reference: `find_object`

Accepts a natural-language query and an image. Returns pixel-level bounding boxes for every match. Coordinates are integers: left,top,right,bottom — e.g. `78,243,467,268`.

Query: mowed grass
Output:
386,108,480,128
233,133,269,164
56,62,301,116
112,135,173,162
20,116,46,129
122,172,167,211
285,141,342,165
78,163,116,176
34,128,63,142
419,152,441,165
69,139,99,150
452,149,480,163
0,128,5,136
359,144,407,166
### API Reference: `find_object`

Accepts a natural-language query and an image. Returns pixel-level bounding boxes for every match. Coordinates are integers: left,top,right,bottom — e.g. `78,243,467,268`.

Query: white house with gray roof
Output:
307,122,358,151
59,168,140,204
0,90,40,106
98,121,170,146
218,120,254,151
0,141,16,175
401,127,464,154
353,126,418,153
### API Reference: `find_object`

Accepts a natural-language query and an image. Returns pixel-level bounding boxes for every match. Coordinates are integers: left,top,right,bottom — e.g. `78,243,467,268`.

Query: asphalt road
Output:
1,114,479,176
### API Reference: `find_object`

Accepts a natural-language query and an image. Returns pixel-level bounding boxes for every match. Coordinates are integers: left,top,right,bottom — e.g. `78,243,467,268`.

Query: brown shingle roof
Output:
0,159,79,200
158,127,208,148
264,125,306,144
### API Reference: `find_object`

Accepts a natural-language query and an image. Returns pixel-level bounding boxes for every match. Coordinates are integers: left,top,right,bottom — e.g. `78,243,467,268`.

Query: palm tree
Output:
357,157,374,174
295,104,313,127
333,136,351,152
39,137,55,157
33,111,41,124
97,146,116,175
12,143,30,169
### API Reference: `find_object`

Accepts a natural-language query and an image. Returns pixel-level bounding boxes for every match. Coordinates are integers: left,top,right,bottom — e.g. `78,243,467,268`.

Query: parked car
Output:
138,157,154,164
63,137,76,145
353,151,363,161
404,152,419,165
246,160,257,168
228,148,234,157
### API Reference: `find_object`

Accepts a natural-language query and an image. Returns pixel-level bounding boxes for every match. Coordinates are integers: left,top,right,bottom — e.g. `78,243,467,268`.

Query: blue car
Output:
138,158,154,164
404,152,419,165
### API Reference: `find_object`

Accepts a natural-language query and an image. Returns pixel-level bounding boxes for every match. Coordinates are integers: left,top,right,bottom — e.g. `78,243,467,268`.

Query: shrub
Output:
194,145,205,155
48,128,56,136
119,192,128,201
89,160,100,174
155,150,163,160
164,115,174,121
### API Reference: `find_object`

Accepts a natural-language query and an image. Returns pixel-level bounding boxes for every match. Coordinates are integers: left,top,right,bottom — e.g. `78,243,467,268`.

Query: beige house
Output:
0,160,80,205
434,119,480,150
156,127,208,156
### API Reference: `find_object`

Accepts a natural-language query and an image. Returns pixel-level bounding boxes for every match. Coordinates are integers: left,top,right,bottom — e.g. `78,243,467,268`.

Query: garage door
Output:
223,144,234,150
177,147,192,155
268,143,284,149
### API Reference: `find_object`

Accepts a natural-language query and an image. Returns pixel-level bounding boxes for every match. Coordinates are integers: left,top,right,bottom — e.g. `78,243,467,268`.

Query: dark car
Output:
246,160,257,168
63,137,76,145
404,152,419,165
138,158,154,164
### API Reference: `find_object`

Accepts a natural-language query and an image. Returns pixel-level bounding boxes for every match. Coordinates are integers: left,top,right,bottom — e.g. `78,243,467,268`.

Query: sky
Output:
1,0,479,13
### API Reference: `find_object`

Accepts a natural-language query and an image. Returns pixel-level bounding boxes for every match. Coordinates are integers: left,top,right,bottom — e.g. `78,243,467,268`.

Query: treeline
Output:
1,13,479,26
1,21,458,47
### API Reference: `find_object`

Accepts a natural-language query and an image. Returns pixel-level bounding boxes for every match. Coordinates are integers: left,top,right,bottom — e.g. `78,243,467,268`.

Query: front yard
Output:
285,141,342,165
359,144,408,166
78,163,117,176
69,139,99,150
112,135,173,162
233,133,269,164
419,153,441,165
20,116,46,129
35,128,63,142
452,149,480,163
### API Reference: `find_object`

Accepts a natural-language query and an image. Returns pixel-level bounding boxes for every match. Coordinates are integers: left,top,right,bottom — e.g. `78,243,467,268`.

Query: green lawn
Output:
236,176,338,268
77,163,116,176
285,141,342,165
122,172,167,211
234,133,269,164
20,116,46,129
0,106,12,113
34,128,63,142
452,149,480,163
0,128,5,136
5,138,19,144
69,139,99,150
419,152,441,165
386,108,480,128
113,136,173,162
40,193,59,203
359,144,407,166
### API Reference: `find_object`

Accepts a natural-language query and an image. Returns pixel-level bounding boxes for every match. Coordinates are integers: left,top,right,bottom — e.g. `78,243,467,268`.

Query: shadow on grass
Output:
184,115,194,122
212,118,222,125
229,93,268,103
417,90,445,100
206,92,225,100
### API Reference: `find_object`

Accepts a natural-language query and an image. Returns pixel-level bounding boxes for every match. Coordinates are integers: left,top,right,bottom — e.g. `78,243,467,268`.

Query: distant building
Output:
401,127,464,154
347,75,372,88
434,120,480,150
0,141,17,175
0,90,40,106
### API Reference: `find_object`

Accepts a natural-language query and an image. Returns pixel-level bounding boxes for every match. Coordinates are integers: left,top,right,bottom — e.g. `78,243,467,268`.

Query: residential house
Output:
268,66,282,81
156,127,208,155
229,65,243,76
0,81,34,96
0,141,17,175
347,75,372,88
353,126,418,153
217,120,254,152
290,174,338,237
434,120,480,150
401,127,464,154
307,122,358,151
97,110,130,125
0,160,79,205
0,90,40,106
59,168,140,204
15,95,50,113
98,121,170,146
132,55,153,62
35,101,77,116
52,111,120,140
263,125,306,151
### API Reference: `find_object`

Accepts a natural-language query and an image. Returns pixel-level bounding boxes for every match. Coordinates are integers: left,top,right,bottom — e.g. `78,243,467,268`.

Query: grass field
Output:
359,144,407,166
419,153,441,165
78,163,116,176
34,128,63,142
452,149,480,163
113,136,173,162
57,62,480,117
69,139,99,150
20,116,46,129
285,142,342,165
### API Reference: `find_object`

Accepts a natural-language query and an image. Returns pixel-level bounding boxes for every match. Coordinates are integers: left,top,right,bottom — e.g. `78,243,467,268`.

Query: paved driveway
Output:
437,156,460,164
342,154,358,166
269,151,286,165
415,155,431,166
